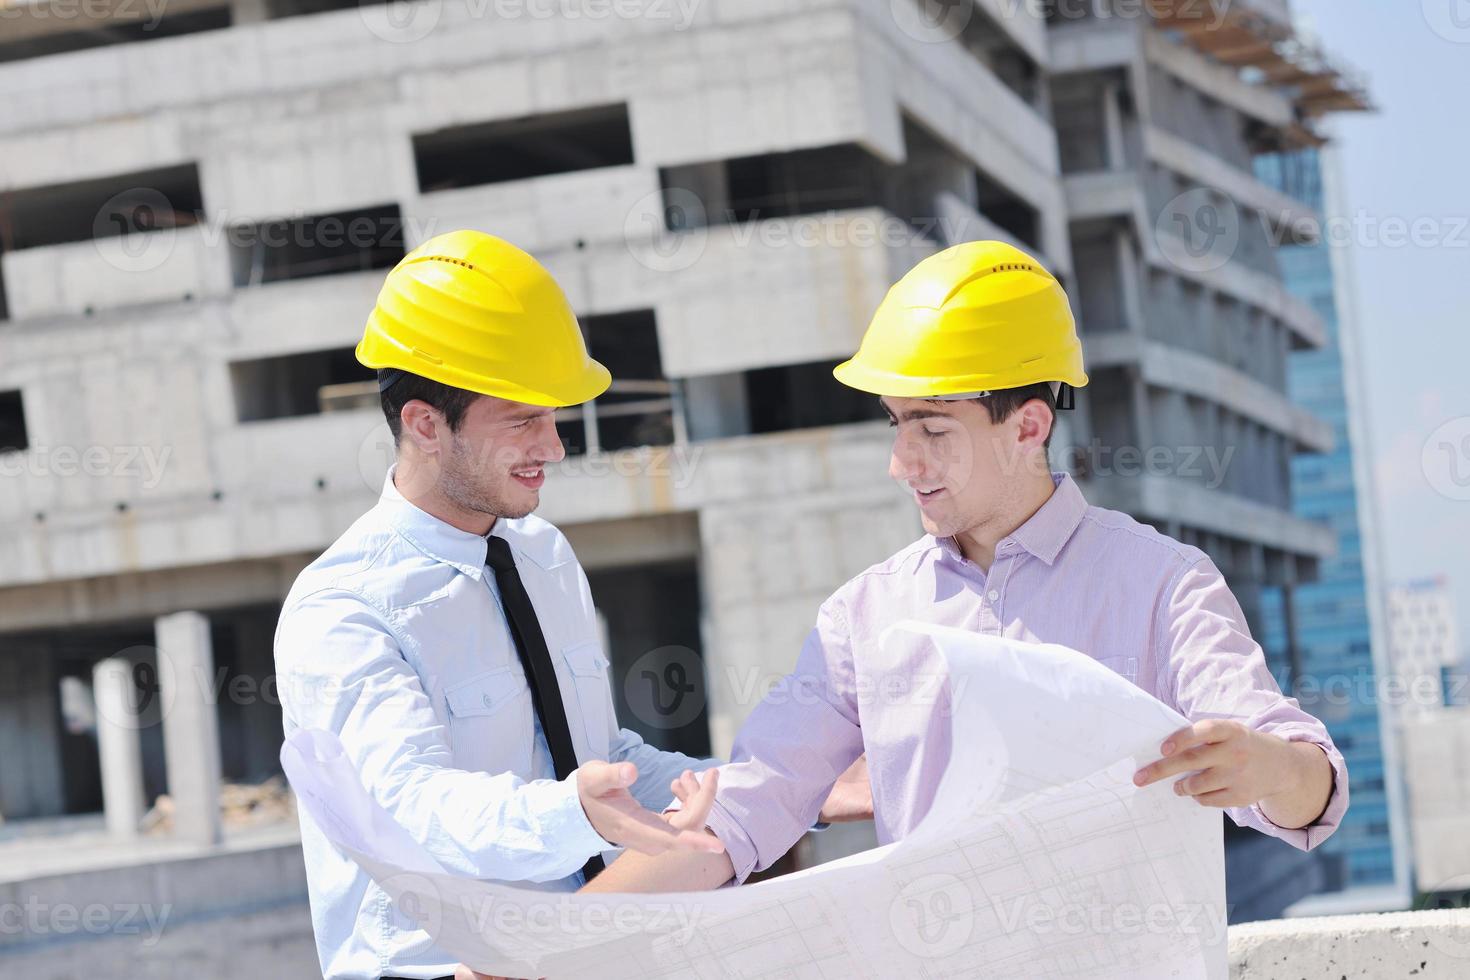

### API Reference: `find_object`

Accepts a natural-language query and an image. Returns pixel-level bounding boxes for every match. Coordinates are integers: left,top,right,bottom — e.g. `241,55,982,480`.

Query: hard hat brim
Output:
832,356,1088,399
357,335,612,408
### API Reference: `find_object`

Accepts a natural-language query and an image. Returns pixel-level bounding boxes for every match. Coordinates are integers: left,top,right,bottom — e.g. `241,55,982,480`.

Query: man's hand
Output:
577,761,725,856
819,754,873,823
1133,720,1333,829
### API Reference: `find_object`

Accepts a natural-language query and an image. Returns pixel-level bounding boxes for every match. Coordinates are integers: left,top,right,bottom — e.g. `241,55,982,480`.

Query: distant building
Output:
1250,146,1408,907
1400,708,1470,894
1387,578,1463,717
1387,578,1470,894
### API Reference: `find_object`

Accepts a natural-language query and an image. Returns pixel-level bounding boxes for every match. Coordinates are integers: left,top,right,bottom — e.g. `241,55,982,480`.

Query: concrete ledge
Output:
2,226,229,321
0,828,312,977
1229,908,1470,979
1085,333,1334,453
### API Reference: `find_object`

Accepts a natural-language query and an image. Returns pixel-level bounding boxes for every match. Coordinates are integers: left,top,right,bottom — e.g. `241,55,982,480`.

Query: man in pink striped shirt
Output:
585,241,1344,895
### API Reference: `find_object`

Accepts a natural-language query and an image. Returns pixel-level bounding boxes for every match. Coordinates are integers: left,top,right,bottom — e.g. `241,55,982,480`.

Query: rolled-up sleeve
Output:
1159,557,1348,851
700,598,865,882
276,588,608,882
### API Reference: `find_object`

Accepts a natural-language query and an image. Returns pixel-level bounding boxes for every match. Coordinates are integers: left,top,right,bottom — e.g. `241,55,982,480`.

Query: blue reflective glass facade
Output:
1255,149,1393,887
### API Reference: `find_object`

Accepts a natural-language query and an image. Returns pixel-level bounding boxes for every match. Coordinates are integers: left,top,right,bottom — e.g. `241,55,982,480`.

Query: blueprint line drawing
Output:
282,620,1227,979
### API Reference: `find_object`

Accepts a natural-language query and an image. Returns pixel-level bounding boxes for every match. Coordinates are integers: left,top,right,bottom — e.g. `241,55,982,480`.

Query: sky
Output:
1290,0,1470,644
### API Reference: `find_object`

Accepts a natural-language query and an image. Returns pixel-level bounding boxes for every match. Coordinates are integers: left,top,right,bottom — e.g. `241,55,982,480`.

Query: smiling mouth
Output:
511,467,545,489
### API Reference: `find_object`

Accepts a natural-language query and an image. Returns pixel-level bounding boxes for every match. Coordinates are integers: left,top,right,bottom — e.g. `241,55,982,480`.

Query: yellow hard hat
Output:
833,241,1087,398
356,230,611,407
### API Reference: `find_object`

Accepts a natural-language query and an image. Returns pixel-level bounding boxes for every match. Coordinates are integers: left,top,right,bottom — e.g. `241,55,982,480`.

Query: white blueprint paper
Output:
281,621,1227,979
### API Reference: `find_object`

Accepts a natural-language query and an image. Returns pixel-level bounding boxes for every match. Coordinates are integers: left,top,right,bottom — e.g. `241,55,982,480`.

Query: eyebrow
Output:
879,399,955,424
501,408,557,424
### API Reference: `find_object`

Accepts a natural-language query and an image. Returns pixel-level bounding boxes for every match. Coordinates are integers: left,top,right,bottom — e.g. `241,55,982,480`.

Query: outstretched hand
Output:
577,761,725,856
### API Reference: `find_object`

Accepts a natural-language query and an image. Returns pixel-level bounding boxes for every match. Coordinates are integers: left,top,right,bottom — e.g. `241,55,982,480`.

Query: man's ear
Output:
398,399,442,454
1014,398,1054,452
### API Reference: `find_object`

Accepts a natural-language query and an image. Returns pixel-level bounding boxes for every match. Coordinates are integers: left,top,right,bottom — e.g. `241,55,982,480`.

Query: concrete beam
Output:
1082,472,1337,564
1084,333,1334,453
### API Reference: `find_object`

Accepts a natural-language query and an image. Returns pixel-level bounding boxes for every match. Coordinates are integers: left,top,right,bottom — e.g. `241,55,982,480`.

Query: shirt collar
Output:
379,465,494,580
1001,472,1089,565
937,472,1089,568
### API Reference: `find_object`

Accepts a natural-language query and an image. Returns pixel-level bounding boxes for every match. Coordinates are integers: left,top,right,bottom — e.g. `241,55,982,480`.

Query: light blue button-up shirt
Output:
275,467,710,979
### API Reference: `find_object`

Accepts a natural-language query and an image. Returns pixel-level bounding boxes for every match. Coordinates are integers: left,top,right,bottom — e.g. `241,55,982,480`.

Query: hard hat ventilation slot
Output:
424,256,480,273
941,262,1042,304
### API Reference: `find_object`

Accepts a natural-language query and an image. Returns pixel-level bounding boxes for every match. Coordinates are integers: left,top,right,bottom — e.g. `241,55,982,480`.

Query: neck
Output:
394,457,496,537
953,471,1057,572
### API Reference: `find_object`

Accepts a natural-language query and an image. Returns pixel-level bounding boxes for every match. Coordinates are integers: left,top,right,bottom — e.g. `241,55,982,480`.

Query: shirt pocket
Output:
561,640,612,759
444,666,533,777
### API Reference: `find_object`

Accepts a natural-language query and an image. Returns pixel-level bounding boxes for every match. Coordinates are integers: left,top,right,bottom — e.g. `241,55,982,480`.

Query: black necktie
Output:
485,535,605,881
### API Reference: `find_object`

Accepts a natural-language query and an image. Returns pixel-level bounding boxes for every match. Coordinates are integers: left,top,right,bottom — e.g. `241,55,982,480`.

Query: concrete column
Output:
1115,229,1146,335
1102,82,1127,171
230,0,270,23
156,610,223,846
93,658,147,839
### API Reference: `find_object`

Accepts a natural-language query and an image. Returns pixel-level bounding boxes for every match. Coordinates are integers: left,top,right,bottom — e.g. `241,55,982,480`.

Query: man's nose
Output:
889,434,922,483
537,416,567,464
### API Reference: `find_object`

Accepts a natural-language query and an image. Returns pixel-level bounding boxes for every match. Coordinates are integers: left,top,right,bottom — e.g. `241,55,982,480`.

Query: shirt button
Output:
482,694,494,707
988,589,1000,602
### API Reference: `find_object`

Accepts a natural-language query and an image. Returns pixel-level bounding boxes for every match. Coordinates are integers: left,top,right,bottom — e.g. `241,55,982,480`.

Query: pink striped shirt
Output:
704,473,1347,882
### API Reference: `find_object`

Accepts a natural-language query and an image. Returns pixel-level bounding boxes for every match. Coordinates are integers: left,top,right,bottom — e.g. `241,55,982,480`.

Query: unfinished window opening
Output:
890,118,977,241
229,204,406,287
413,105,635,193
0,6,231,65
723,144,888,224
976,173,1042,251
230,347,376,423
683,359,885,441
0,164,205,252
0,390,28,453
660,144,893,230
258,0,368,17
745,360,886,435
1071,231,1128,334
590,559,712,758
557,310,675,455
1077,367,1136,481
1055,90,1110,174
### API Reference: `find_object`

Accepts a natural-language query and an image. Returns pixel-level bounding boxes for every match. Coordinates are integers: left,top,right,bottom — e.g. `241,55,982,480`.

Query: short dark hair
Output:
972,381,1059,450
379,370,480,444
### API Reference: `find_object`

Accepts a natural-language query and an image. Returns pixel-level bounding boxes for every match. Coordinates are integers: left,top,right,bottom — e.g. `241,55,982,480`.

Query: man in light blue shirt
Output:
276,232,741,979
